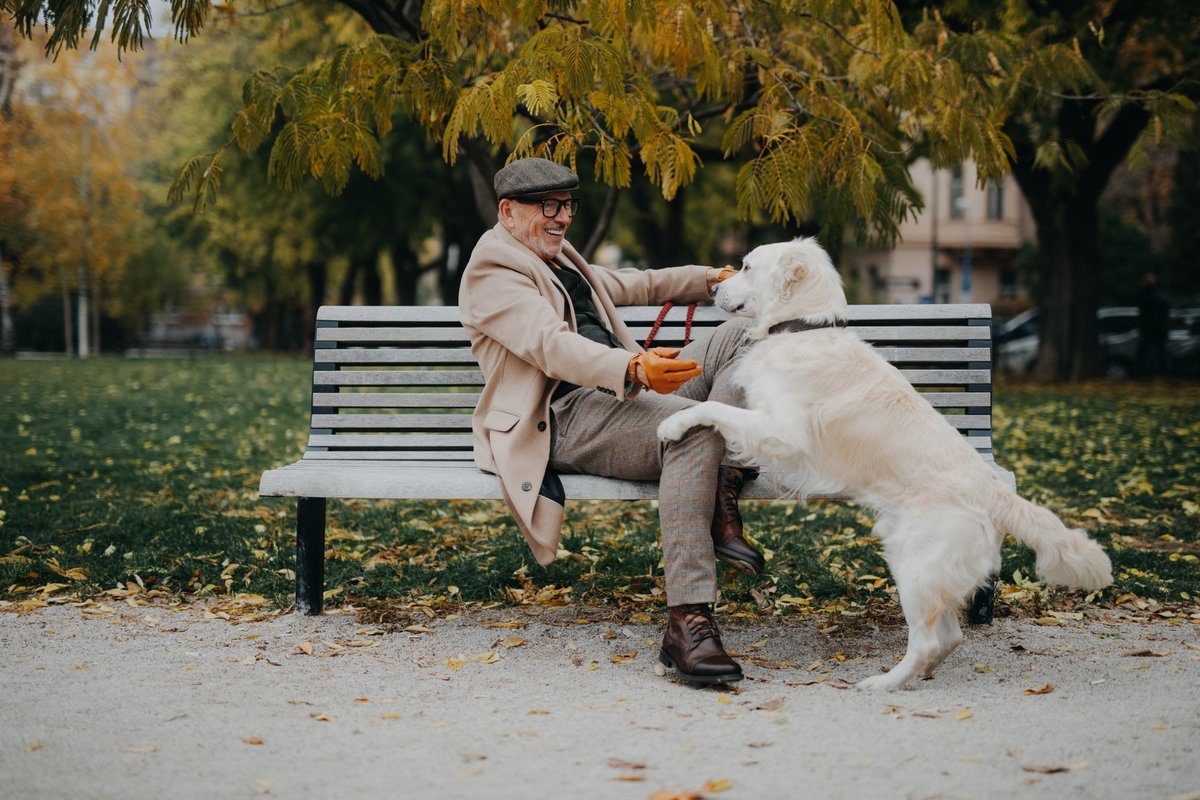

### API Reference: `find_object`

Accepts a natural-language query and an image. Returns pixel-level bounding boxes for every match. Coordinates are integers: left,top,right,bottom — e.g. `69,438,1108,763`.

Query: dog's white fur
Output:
658,238,1113,690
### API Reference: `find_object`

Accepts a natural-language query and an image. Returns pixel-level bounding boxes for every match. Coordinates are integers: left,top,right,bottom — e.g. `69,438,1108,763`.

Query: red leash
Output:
643,302,696,349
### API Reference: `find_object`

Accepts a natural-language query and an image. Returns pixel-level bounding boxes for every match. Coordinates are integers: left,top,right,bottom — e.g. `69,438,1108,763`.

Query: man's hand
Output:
628,347,702,394
707,266,738,295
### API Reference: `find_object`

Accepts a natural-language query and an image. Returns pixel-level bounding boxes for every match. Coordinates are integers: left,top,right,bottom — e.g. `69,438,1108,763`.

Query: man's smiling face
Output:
499,192,574,261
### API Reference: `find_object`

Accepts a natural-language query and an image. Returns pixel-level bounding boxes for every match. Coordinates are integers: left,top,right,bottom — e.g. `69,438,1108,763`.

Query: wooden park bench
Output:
260,303,1013,619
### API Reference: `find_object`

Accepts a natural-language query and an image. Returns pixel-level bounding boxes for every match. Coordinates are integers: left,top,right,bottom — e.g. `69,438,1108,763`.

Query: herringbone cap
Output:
494,157,579,199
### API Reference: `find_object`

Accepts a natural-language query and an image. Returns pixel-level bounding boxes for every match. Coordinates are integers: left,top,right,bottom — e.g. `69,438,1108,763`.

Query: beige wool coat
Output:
459,223,713,564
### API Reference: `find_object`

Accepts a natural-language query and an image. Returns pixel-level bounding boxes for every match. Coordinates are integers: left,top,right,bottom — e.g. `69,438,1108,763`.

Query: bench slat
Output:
918,392,991,407
315,325,996,344
306,433,474,449
305,432,993,451
314,345,990,366
316,304,994,324
313,370,988,391
314,370,485,386
898,369,990,384
300,450,478,461
309,411,990,433
314,393,480,408
871,347,990,363
261,456,1015,500
311,414,473,430
316,348,479,365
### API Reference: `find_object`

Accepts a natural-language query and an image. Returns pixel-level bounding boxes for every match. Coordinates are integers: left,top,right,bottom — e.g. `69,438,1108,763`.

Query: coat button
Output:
521,481,533,491
537,421,547,432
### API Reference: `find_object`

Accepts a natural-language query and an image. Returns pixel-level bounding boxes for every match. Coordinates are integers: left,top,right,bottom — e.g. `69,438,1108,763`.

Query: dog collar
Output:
767,318,848,336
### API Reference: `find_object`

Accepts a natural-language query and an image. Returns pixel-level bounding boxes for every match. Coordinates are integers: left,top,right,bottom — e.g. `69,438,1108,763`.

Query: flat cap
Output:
494,157,579,199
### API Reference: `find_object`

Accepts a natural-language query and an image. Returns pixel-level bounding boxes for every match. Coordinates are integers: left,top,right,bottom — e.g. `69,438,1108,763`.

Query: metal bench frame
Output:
261,304,1010,619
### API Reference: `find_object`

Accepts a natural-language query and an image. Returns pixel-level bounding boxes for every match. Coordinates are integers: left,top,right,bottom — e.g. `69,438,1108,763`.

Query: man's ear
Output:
497,198,515,230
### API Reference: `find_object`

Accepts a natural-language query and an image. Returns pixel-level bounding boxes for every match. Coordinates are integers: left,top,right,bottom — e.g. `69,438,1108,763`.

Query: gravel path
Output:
2,603,1198,800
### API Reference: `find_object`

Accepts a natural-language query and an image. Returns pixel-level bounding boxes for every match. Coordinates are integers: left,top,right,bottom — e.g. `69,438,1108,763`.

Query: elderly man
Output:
459,157,761,685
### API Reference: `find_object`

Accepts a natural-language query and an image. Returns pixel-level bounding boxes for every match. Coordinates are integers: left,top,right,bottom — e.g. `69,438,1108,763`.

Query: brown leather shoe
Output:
711,466,765,575
658,603,744,685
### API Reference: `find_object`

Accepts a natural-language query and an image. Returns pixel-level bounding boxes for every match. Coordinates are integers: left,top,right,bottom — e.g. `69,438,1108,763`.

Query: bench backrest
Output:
305,304,996,463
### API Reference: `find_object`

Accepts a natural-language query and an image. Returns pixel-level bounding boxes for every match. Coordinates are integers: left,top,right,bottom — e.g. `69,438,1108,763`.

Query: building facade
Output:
844,160,1037,306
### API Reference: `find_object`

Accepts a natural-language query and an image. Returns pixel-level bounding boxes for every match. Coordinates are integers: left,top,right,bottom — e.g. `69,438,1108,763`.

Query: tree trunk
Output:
61,274,73,356
1008,93,1153,381
362,257,383,305
0,244,14,355
304,261,326,350
582,184,621,263
630,178,685,267
338,258,360,305
390,243,420,305
91,279,101,355
1029,200,1102,380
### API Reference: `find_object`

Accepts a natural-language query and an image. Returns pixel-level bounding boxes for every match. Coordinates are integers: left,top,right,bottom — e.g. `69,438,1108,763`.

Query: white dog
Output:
658,238,1113,690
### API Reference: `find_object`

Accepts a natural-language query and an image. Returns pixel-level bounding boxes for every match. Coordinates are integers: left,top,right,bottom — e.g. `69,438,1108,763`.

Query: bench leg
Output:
295,496,326,616
966,575,995,625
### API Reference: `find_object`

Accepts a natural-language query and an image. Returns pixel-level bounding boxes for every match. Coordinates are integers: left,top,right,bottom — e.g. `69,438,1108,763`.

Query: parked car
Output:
995,306,1200,376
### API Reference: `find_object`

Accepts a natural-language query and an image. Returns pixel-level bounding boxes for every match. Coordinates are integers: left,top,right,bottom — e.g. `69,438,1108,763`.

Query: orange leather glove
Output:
627,347,702,394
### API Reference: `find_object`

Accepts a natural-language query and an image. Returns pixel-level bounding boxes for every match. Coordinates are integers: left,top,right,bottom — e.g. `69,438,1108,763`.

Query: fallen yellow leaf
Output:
446,657,466,670
497,637,527,648
309,714,331,722
1024,684,1056,696
703,778,734,792
956,709,974,721
297,641,314,656
242,737,264,746
472,651,500,664
612,774,645,782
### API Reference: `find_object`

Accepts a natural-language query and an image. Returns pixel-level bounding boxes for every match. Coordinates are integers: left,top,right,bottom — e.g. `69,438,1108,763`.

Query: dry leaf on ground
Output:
1024,684,1056,695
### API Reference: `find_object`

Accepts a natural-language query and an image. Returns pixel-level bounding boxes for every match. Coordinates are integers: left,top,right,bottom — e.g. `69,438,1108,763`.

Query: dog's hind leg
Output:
921,607,964,679
857,512,986,690
857,570,947,691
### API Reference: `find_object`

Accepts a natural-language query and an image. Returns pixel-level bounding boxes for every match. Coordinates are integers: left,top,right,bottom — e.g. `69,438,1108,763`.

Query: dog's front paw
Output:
657,410,702,442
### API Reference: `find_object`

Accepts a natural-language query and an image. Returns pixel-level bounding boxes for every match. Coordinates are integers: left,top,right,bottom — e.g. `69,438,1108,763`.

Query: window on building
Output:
933,267,951,304
999,267,1019,300
949,167,965,220
987,180,1004,220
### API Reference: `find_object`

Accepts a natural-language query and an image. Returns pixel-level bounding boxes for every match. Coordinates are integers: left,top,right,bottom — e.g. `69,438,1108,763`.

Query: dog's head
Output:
713,237,848,338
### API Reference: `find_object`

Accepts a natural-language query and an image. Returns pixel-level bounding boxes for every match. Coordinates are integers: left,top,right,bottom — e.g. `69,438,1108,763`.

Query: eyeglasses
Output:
511,197,581,218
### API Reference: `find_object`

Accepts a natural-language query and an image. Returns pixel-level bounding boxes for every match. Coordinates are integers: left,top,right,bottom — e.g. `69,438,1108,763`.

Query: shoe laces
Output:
717,469,743,519
680,605,720,644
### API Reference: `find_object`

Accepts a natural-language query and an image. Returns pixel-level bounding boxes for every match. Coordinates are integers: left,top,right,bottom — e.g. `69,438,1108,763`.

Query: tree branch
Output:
331,0,421,40
581,183,621,262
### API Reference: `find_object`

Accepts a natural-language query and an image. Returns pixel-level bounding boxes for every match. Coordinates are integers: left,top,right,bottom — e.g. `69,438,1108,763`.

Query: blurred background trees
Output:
0,1,1196,377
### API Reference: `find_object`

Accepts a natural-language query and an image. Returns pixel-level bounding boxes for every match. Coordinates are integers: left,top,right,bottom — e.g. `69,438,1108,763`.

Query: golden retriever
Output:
658,238,1112,690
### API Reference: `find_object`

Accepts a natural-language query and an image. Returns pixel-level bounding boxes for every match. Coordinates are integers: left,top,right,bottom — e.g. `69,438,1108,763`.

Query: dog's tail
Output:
992,492,1113,591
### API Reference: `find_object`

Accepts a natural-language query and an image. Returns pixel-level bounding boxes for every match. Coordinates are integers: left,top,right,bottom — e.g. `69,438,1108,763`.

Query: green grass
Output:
1,357,1198,618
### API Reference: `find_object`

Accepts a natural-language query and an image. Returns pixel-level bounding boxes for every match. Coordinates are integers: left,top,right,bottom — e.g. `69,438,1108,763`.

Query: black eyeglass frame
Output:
509,197,581,218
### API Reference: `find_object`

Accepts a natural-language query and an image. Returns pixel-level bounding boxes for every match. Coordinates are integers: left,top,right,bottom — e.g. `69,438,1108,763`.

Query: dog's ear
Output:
774,250,808,299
